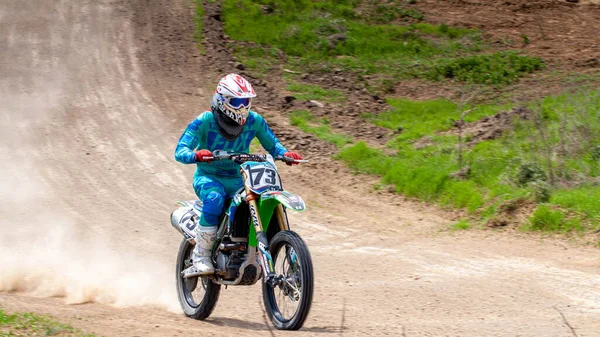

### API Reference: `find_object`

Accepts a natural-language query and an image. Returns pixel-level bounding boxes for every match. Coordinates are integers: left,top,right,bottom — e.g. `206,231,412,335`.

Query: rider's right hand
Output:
195,149,213,163
283,151,302,166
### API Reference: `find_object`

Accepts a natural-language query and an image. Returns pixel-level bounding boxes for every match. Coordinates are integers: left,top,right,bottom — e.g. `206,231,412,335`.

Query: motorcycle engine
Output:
216,241,246,280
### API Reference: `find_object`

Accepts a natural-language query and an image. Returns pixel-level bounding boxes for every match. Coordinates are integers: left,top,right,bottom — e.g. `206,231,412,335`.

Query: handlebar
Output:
206,150,308,165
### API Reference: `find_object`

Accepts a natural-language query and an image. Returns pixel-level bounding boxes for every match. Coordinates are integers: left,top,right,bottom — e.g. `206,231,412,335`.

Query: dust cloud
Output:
0,159,180,312
0,85,179,313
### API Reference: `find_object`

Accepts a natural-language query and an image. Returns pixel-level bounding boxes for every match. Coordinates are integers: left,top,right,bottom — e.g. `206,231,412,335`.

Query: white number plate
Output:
243,163,282,192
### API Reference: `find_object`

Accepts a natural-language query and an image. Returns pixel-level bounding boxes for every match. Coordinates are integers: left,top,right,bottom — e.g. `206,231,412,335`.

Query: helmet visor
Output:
226,97,252,109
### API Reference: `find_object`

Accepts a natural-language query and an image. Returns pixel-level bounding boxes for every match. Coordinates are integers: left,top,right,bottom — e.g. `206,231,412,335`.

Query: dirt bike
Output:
170,150,314,330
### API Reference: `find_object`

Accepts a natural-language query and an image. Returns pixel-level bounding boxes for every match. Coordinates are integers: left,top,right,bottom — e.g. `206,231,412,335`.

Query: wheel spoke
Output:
262,231,313,330
271,243,301,320
184,246,208,307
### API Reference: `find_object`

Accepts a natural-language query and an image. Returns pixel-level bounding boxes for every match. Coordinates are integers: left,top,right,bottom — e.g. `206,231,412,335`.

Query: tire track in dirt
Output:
1,1,599,337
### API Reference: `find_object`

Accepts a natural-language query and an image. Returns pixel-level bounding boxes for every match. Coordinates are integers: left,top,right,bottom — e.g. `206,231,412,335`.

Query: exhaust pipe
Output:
171,206,199,243
171,207,189,235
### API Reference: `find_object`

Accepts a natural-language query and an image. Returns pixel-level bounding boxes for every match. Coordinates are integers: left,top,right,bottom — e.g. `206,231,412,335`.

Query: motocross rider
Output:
175,73,302,276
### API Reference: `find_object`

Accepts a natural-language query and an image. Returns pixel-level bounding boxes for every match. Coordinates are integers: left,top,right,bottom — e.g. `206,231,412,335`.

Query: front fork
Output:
242,171,289,286
246,193,278,285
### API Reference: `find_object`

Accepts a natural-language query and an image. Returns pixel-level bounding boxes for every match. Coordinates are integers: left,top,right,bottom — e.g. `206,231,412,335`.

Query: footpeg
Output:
182,265,214,278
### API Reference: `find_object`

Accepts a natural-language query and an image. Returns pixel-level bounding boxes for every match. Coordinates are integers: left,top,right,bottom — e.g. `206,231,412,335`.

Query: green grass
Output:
551,186,600,220
524,205,566,232
366,98,512,144
336,141,487,212
213,1,596,235
231,46,281,78
0,308,99,337
523,204,584,233
425,51,544,84
339,90,600,232
223,1,475,58
365,3,425,23
290,110,353,148
287,82,344,102
451,219,471,230
220,0,542,85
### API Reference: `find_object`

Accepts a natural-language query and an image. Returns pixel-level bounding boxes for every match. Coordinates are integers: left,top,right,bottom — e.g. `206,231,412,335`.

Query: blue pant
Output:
193,174,244,227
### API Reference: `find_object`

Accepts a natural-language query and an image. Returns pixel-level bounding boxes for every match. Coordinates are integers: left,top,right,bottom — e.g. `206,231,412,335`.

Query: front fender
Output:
261,190,306,211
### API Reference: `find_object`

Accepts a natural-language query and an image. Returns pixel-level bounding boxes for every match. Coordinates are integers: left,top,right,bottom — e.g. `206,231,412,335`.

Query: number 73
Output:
248,167,277,185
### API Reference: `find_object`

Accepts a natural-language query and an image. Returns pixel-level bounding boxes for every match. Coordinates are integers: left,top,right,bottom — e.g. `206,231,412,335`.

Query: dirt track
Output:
1,1,600,336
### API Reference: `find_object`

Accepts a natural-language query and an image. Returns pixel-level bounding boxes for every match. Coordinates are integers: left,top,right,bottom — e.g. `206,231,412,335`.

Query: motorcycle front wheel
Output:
262,230,314,330
175,238,220,320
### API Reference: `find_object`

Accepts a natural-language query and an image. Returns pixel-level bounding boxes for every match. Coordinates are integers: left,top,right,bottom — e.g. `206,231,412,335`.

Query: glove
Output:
284,151,302,166
195,149,213,163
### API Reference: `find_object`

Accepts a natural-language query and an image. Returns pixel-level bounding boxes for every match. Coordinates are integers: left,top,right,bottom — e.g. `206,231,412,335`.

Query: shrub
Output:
526,205,565,232
591,145,600,161
369,4,424,23
529,181,552,203
516,162,547,186
426,52,544,84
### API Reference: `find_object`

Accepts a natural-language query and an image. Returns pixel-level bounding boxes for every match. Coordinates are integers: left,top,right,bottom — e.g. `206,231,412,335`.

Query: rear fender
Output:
261,190,306,212
171,200,202,240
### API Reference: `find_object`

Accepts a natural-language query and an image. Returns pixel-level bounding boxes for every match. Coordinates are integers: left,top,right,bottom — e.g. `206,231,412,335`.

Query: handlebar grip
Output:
277,156,308,163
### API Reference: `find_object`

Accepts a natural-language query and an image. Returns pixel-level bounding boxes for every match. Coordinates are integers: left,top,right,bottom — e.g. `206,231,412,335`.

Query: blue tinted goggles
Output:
225,97,252,109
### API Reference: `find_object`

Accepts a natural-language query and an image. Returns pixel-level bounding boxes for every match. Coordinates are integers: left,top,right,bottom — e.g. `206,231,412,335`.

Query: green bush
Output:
425,52,544,84
529,181,552,203
516,162,547,186
524,205,585,233
591,145,600,161
368,4,424,23
526,205,565,231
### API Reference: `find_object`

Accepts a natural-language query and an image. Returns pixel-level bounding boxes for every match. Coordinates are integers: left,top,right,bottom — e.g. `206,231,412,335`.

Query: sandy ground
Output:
0,1,599,336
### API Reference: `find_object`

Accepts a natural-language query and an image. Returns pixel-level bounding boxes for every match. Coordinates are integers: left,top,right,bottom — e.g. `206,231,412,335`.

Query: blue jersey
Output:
175,111,288,178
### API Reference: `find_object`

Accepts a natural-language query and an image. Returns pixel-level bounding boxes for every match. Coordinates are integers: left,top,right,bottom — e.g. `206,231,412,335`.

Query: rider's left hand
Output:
284,151,302,166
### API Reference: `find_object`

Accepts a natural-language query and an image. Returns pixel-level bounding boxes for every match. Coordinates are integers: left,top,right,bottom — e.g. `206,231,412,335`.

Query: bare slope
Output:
415,0,600,66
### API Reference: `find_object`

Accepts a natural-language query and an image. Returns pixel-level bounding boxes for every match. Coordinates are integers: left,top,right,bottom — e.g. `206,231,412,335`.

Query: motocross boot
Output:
184,226,217,277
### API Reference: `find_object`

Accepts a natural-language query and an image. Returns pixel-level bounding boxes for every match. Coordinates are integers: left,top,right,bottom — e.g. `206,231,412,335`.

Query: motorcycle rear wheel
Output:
262,230,314,330
176,238,220,320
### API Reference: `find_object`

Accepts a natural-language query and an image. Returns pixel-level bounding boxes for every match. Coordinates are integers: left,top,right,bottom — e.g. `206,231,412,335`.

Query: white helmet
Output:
211,74,256,140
